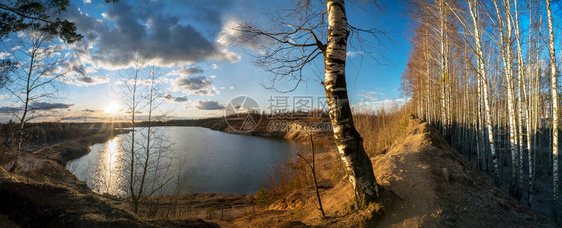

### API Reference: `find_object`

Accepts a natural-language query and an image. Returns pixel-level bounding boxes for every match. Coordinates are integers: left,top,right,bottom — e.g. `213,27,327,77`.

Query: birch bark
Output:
469,0,498,182
324,0,380,208
512,0,526,195
494,0,519,194
545,0,559,220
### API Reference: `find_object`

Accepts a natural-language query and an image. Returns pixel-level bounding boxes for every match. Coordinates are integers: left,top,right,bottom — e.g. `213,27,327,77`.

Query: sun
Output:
105,102,120,114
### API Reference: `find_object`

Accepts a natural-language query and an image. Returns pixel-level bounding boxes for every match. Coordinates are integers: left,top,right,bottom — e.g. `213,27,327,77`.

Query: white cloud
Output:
353,98,406,112
347,51,363,58
173,75,219,95
0,52,11,59
216,18,240,47
167,65,204,77
62,75,110,87
358,90,385,101
192,100,225,110
163,94,188,102
61,2,240,70
0,94,13,100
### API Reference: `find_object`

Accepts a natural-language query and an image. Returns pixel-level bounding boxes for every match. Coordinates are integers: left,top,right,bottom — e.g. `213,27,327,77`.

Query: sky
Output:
0,0,411,122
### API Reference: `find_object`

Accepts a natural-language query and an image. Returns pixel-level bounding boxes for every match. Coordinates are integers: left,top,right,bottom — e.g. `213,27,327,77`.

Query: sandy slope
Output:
0,166,222,227
220,119,555,227
372,119,554,227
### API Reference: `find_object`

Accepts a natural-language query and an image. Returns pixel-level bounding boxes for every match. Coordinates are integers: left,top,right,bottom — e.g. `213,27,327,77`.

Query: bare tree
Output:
119,51,174,214
237,0,382,208
296,130,325,217
4,27,68,172
136,65,175,212
120,50,145,213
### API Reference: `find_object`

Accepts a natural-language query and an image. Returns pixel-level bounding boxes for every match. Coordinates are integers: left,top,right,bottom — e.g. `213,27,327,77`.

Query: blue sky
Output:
0,0,411,121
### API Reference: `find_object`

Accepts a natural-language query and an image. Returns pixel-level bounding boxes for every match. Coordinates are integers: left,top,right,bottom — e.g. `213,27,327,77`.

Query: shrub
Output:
253,187,274,207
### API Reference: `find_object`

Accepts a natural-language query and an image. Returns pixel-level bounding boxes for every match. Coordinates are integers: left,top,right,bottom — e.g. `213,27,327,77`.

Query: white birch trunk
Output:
438,0,448,135
512,0,526,196
546,0,559,221
426,40,432,124
494,0,519,194
469,0,498,181
324,0,380,208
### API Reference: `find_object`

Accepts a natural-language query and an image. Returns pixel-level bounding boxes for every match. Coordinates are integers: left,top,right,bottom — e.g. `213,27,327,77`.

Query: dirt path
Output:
372,120,554,227
371,124,440,226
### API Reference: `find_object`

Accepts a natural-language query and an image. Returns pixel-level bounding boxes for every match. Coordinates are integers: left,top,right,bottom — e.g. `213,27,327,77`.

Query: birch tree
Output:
5,28,69,172
467,0,498,182
545,0,558,221
493,0,520,196
121,51,145,213
526,0,542,206
404,0,559,219
511,0,526,193
120,51,174,214
238,0,381,208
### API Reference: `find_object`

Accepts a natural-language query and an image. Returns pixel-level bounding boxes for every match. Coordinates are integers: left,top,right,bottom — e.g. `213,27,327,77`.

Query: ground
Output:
214,119,555,227
0,119,556,227
371,119,553,227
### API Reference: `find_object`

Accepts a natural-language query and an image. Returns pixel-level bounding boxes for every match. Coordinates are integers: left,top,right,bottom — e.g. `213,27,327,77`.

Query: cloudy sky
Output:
0,0,410,121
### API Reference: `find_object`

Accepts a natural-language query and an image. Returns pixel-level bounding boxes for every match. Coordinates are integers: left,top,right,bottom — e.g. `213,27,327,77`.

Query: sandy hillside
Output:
0,159,221,227
220,119,555,227
372,119,554,227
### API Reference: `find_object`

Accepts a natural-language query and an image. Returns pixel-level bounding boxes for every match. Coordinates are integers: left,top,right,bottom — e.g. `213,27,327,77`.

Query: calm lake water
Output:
67,127,300,196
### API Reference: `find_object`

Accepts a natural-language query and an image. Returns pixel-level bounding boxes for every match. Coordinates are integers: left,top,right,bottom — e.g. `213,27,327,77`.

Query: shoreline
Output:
56,128,132,164
11,118,334,210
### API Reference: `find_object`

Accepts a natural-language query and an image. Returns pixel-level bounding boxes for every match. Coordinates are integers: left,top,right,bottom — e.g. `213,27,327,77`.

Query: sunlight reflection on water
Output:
67,127,301,196
100,137,124,195
89,137,126,196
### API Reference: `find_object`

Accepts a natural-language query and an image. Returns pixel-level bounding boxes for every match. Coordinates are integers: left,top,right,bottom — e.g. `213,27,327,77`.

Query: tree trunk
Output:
324,0,379,208
513,0,526,196
546,0,559,221
438,0,448,136
9,48,35,173
309,133,325,217
425,35,431,124
469,0,498,182
494,0,519,195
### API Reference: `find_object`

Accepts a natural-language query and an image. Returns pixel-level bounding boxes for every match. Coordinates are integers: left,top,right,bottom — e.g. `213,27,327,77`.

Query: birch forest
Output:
403,0,561,220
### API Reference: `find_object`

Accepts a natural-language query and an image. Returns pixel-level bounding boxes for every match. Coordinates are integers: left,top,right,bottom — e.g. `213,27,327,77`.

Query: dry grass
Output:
251,104,412,211
260,157,309,205
354,104,411,156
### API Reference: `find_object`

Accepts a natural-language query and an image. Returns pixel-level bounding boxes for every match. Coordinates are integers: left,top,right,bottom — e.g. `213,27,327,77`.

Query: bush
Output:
253,187,274,207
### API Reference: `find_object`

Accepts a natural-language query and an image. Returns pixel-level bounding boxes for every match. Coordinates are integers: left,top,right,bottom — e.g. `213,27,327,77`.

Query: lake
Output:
67,127,302,196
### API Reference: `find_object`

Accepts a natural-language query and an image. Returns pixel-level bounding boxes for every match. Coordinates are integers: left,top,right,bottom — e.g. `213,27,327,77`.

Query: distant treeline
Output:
0,118,225,145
